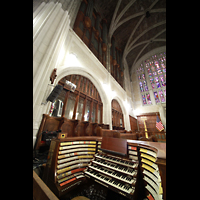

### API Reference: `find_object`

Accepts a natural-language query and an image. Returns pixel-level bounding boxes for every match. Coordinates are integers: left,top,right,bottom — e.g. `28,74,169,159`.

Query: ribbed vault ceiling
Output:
94,0,166,73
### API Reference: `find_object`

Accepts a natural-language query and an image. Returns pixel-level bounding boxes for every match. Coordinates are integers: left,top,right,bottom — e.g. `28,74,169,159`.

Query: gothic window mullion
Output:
137,62,152,106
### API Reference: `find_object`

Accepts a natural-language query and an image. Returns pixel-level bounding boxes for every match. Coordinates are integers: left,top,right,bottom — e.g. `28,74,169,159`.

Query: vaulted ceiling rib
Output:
94,0,166,75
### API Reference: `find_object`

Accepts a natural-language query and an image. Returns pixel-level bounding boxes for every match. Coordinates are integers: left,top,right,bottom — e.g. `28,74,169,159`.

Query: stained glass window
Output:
142,92,152,105
139,82,144,92
146,93,151,104
154,61,159,68
164,89,166,97
138,51,166,105
154,77,161,88
154,91,160,103
161,63,166,73
137,65,151,105
142,74,145,79
137,71,147,93
157,68,162,75
142,94,147,105
150,78,155,89
147,67,152,77
159,75,166,86
151,65,157,76
158,89,165,102
143,80,148,91
137,64,144,73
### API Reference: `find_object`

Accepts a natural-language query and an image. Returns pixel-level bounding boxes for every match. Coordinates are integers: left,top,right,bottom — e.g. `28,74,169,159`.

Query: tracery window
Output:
137,52,166,105
137,64,152,105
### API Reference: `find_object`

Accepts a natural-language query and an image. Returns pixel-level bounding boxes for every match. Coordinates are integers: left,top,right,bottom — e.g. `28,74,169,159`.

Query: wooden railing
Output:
153,132,166,142
33,170,59,200
139,131,166,142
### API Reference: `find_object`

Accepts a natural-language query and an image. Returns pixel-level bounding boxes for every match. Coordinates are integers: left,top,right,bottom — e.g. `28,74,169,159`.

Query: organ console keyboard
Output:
84,152,139,199
43,136,164,200
84,137,139,199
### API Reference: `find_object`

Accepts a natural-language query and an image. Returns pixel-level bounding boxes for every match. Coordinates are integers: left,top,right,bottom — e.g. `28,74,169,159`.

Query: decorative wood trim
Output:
72,93,80,119
61,90,70,117
50,68,57,84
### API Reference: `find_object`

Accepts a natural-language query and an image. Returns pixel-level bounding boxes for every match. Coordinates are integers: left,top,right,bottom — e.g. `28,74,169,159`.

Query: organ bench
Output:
41,136,166,200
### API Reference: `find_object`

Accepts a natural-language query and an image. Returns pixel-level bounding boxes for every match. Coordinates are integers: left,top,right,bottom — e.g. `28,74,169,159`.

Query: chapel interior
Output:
33,0,166,200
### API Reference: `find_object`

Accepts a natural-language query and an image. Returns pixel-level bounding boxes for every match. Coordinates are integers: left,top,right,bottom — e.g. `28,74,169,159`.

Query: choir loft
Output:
33,0,166,200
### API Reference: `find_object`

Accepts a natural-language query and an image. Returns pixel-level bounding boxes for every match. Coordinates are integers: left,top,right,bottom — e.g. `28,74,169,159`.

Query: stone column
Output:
68,0,82,28
106,42,111,73
33,1,71,147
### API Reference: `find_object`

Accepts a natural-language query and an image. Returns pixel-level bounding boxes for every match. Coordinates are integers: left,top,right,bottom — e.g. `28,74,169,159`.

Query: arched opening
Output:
49,74,103,123
111,99,124,130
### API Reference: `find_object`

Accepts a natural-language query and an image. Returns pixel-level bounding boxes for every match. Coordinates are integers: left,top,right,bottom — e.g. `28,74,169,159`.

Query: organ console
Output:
43,136,164,200
84,137,139,199
43,137,98,197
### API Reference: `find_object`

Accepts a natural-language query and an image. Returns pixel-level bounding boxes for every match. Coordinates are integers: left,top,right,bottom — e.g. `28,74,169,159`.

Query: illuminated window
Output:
137,64,151,105
137,52,166,105
146,52,166,104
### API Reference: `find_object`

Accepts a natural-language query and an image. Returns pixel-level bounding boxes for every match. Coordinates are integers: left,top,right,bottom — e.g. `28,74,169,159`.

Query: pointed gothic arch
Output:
111,99,124,129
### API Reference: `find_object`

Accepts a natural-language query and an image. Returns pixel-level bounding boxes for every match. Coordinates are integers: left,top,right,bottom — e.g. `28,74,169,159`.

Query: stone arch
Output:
56,66,107,104
111,97,126,129
55,65,110,124
111,96,126,116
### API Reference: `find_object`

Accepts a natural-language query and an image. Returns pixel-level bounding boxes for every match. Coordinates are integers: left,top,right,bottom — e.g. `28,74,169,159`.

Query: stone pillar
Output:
106,42,111,73
33,1,71,147
68,0,82,28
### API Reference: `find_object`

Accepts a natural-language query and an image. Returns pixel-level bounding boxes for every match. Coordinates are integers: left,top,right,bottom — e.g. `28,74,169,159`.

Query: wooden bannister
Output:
139,131,166,142
153,132,166,142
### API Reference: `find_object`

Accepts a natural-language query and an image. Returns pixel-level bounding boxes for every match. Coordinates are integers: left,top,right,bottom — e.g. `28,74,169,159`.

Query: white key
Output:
85,170,134,194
